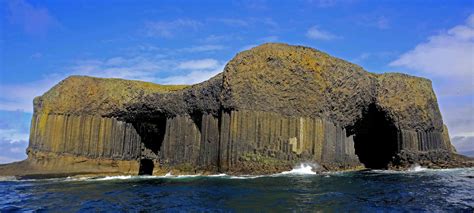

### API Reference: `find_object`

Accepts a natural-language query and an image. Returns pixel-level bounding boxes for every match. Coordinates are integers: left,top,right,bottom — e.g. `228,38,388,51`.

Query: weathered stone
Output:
1,43,472,178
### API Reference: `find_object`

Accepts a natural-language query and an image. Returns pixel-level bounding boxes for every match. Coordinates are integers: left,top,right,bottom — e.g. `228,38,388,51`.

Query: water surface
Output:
1,166,473,212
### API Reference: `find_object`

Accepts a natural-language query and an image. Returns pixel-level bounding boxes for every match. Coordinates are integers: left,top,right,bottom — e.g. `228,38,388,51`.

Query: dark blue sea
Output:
1,165,473,212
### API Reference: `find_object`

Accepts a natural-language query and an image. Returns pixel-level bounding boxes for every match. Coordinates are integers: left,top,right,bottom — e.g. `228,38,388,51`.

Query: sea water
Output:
0,165,473,212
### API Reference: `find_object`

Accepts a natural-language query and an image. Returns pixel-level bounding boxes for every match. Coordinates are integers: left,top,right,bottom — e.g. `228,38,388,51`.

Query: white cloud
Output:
0,78,59,112
451,136,474,154
0,128,29,162
441,105,474,137
0,52,224,112
144,19,202,38
9,147,23,153
389,14,474,150
306,26,340,40
0,156,23,164
238,36,280,52
177,59,219,70
0,129,29,144
390,14,474,78
126,44,226,55
239,44,258,52
159,65,224,85
69,56,171,81
351,51,397,64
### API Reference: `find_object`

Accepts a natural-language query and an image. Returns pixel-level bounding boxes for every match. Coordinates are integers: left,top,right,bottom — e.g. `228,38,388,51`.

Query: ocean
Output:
1,165,473,212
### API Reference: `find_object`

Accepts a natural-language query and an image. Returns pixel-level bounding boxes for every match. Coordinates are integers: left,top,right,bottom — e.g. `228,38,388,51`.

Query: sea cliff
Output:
1,43,472,178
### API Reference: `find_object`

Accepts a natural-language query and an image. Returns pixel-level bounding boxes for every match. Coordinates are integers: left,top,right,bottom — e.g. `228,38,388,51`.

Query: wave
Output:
407,164,427,172
3,164,471,182
370,166,474,175
56,164,320,182
207,173,227,177
93,176,136,181
0,176,17,181
277,163,318,175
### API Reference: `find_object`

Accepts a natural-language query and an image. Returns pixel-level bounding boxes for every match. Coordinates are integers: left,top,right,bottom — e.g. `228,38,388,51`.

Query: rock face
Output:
1,43,471,177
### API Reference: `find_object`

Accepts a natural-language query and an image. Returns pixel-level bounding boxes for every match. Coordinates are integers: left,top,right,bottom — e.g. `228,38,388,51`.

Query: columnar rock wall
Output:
218,110,358,172
160,115,202,167
28,113,142,160
26,110,452,174
398,130,448,152
27,109,361,172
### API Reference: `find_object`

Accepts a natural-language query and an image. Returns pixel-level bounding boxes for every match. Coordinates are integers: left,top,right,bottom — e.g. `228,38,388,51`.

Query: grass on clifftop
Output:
36,75,189,115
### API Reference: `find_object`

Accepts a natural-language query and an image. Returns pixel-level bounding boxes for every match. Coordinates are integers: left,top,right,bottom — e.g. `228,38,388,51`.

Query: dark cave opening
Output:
350,104,399,169
138,159,154,175
132,115,167,156
190,110,203,132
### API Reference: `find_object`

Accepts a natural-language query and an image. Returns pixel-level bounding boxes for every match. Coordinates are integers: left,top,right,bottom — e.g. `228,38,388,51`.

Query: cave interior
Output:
350,103,399,169
133,115,167,175
138,159,154,175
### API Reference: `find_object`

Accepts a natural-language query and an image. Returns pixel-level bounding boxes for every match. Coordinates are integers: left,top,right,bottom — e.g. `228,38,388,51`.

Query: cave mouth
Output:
138,159,154,175
350,104,399,169
132,115,167,156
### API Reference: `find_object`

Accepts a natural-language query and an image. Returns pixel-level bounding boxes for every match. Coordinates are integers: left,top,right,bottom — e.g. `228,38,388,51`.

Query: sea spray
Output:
0,176,17,181
408,164,427,172
278,163,320,175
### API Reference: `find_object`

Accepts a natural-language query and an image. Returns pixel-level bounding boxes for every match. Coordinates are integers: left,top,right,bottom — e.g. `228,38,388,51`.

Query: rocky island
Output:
1,43,472,178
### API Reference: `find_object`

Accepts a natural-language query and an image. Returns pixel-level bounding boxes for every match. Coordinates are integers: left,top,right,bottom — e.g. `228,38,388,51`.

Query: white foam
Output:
229,175,265,179
95,175,134,181
208,173,227,177
64,176,92,181
80,175,160,181
278,163,318,175
408,164,427,172
0,176,17,181
175,174,201,178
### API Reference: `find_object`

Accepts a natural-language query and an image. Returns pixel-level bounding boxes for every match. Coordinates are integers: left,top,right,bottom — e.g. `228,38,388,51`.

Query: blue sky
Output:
0,0,473,163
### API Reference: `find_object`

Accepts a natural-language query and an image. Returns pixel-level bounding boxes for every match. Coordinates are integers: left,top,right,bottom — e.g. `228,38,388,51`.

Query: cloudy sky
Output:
0,0,473,163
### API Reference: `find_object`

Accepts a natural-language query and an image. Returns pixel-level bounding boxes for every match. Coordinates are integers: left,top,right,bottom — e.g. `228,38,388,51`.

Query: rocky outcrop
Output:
1,43,471,177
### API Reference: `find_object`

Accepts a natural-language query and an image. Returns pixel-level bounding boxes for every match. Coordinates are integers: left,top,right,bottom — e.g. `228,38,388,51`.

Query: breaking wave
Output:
5,163,467,182
407,164,427,172
38,163,321,182
277,163,318,175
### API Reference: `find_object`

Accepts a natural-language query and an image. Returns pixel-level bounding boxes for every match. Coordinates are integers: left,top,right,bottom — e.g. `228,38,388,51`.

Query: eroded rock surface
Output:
1,43,471,178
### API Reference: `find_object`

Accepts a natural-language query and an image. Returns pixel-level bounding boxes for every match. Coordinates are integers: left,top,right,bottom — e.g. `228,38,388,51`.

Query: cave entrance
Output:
351,104,398,169
133,115,167,157
138,159,154,175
